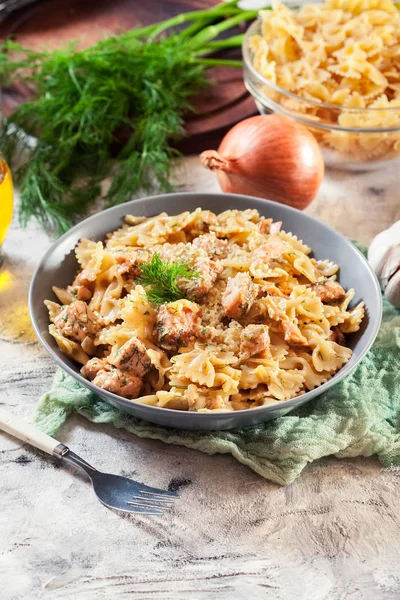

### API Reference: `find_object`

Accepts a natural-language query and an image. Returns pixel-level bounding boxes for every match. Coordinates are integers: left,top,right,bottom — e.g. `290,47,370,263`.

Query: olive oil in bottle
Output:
0,156,13,265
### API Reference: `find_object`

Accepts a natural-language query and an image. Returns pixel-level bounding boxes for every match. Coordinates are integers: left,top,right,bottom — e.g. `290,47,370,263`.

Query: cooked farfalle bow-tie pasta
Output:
46,209,364,412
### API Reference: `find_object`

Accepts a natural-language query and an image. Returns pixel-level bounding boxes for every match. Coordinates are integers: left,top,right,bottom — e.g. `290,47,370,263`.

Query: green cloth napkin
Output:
35,243,400,485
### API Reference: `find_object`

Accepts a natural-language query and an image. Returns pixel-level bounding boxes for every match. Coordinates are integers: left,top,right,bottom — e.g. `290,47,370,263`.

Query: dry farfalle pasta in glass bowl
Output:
243,0,400,170
44,207,366,413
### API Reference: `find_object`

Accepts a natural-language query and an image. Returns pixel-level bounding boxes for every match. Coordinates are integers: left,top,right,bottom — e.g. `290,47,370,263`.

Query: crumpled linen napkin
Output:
35,244,400,485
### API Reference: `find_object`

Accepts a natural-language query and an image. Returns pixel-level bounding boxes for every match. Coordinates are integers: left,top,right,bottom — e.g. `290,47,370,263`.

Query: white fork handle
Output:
0,407,61,455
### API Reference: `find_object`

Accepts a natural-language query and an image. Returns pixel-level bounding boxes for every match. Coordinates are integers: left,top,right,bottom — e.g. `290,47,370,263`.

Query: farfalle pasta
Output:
45,209,364,412
250,0,400,162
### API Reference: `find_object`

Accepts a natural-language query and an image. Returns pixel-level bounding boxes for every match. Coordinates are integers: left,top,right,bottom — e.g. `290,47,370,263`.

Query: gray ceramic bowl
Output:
29,192,382,430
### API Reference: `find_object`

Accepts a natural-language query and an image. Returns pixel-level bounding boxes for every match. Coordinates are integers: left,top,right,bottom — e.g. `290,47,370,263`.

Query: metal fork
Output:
0,408,178,515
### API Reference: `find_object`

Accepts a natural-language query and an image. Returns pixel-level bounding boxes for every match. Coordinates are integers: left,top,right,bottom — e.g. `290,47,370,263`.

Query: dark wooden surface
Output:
0,0,257,152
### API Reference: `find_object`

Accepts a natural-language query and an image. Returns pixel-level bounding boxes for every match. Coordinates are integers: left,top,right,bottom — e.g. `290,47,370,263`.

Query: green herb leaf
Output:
0,3,258,235
138,252,200,305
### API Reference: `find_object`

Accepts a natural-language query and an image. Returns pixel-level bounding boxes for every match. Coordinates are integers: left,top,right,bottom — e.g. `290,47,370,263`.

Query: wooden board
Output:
0,0,258,153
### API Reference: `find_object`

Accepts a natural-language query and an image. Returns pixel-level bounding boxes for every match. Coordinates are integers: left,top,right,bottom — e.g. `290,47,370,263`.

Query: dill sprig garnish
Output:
0,2,259,235
138,252,200,305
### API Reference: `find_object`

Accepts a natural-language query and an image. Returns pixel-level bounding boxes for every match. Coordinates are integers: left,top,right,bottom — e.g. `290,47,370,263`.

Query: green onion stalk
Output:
0,0,260,234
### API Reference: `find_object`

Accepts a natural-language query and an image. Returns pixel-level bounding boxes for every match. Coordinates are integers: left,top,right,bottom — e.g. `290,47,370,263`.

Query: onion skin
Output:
200,115,324,210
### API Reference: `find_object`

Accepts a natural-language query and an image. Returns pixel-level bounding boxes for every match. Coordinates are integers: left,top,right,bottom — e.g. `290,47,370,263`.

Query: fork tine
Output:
139,492,176,503
140,489,178,500
130,499,172,510
125,506,165,515
127,501,169,511
131,495,174,506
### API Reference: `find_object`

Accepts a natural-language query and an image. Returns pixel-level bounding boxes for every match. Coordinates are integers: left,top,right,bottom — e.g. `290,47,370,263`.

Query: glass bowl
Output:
242,19,400,171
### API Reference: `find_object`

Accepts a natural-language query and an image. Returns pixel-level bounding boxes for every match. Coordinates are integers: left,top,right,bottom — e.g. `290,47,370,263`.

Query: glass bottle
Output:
0,153,13,267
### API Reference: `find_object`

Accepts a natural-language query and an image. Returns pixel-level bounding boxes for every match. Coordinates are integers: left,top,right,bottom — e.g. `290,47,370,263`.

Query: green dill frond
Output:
0,3,257,234
1,34,206,233
138,252,200,305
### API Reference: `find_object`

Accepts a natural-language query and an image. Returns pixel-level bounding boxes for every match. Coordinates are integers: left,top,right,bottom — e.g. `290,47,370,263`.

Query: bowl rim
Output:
29,191,383,423
242,17,400,133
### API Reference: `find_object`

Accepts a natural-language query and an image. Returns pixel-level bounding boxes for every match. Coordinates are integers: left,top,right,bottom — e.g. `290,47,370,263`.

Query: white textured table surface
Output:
1,158,400,600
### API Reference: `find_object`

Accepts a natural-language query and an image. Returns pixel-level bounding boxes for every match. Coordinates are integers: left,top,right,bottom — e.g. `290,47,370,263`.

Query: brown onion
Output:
200,114,324,210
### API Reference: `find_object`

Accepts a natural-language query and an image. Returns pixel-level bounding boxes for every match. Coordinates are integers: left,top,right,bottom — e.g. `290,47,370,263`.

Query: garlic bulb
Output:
368,221,400,308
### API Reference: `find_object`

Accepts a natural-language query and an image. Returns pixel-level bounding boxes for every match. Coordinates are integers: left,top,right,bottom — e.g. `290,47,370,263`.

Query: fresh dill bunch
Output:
0,3,256,235
138,252,200,305
0,35,206,234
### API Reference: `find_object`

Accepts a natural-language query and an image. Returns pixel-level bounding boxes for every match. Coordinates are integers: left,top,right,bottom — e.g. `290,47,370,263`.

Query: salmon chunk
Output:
54,300,98,343
192,233,228,259
281,321,308,345
72,271,90,287
93,369,142,400
329,327,346,345
254,234,289,262
222,272,259,319
161,242,223,299
108,337,152,377
75,286,93,301
115,255,143,279
156,300,201,351
258,219,282,235
183,256,223,299
72,272,94,300
81,357,111,381
312,280,346,303
239,324,270,359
